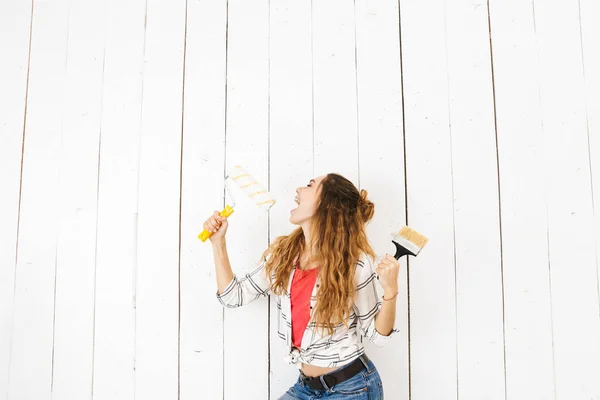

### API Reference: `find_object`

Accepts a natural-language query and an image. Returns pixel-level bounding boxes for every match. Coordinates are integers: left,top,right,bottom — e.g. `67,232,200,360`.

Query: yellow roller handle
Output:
198,205,235,242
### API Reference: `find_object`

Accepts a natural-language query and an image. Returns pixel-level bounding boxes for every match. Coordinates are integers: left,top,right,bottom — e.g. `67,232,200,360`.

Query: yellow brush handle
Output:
198,205,235,242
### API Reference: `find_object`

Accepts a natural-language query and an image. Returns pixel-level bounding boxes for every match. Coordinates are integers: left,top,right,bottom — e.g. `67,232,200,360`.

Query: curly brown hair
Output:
260,173,376,336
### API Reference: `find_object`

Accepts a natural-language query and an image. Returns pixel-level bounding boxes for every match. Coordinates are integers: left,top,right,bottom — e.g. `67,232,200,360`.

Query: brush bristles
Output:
397,226,429,249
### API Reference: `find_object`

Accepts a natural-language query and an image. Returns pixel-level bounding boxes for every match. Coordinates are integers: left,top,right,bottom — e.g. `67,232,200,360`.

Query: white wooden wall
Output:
1,0,599,399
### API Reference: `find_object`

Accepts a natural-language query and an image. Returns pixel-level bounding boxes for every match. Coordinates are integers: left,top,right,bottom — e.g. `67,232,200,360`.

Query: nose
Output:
296,187,301,195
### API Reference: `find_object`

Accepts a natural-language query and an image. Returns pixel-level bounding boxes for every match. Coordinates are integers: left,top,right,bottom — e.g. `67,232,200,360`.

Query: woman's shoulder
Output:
355,252,371,266
354,252,376,280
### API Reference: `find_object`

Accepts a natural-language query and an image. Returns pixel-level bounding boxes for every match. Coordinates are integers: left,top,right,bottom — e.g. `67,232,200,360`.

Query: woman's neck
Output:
299,221,319,270
301,220,312,250
298,249,319,271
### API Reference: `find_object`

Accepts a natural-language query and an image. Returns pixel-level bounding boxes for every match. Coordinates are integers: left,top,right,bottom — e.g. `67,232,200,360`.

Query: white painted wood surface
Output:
268,0,314,396
134,0,185,398
222,0,270,399
0,1,31,397
488,0,555,398
580,7,600,391
6,0,70,398
445,2,506,398
50,0,105,398
400,0,459,398
312,0,359,183
92,0,145,399
354,0,409,397
2,0,600,399
533,0,600,398
179,0,227,399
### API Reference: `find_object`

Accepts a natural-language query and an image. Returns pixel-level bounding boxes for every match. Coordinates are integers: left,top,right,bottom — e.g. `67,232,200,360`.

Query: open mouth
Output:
291,197,300,213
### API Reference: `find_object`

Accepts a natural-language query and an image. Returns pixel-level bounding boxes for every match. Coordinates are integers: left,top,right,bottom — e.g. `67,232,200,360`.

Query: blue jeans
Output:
278,357,384,399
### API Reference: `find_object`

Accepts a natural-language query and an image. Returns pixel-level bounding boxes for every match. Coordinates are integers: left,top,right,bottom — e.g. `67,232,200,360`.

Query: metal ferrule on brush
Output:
392,233,422,258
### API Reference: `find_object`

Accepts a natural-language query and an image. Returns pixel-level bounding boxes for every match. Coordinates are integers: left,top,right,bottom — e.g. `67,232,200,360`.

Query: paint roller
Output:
198,165,276,242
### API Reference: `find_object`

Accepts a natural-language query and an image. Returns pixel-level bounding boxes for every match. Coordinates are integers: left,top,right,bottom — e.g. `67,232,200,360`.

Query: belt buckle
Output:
319,374,337,391
358,354,369,371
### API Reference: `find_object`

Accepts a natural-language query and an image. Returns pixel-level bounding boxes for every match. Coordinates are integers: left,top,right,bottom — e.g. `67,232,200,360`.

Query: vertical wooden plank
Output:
534,0,600,397
134,0,186,397
268,0,314,396
580,0,600,360
50,1,105,398
488,0,555,397
92,0,146,398
179,0,227,398
7,0,70,398
223,0,270,398
0,0,32,396
399,0,458,397
312,0,359,182
354,0,409,398
445,1,505,398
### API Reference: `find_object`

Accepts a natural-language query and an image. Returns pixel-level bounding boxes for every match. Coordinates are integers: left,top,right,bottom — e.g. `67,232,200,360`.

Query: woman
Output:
204,173,400,399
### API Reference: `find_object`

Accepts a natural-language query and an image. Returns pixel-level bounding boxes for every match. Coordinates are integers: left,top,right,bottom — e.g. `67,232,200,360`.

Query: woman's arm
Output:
204,211,271,308
374,254,400,336
374,287,398,336
214,249,271,308
212,238,235,295
353,255,399,346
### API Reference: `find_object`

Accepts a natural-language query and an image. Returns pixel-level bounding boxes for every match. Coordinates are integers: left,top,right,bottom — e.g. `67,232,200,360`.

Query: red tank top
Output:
290,261,320,349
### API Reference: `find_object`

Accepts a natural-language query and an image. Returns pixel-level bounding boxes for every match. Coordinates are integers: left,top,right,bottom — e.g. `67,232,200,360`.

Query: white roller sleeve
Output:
228,166,276,211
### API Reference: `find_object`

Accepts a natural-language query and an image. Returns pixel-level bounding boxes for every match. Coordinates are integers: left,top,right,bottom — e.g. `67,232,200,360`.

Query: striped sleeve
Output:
353,254,399,347
216,256,271,308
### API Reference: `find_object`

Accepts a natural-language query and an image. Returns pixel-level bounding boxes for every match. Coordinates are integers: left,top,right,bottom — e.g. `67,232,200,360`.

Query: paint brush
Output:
390,226,429,260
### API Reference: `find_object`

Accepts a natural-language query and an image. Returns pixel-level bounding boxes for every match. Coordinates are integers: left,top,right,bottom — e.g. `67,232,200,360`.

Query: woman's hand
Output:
203,211,229,243
376,254,400,296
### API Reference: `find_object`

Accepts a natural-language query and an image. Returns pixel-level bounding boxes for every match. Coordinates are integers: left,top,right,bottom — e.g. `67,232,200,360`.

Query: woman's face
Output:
289,175,326,225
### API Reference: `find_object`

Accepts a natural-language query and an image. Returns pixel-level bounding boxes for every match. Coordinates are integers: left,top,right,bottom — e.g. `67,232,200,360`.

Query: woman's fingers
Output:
202,211,229,238
204,211,224,232
207,218,216,232
376,254,401,292
209,211,220,229
376,255,400,279
378,254,398,267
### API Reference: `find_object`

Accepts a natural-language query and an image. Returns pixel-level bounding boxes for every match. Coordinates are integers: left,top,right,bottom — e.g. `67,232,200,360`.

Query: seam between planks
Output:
6,0,36,398
530,1,558,398
441,1,460,398
177,1,189,399
90,2,109,396
222,1,230,398
576,0,600,320
485,2,509,399
396,0,411,397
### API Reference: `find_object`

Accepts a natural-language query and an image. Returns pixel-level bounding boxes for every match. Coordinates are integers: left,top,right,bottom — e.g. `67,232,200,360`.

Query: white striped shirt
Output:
216,252,399,369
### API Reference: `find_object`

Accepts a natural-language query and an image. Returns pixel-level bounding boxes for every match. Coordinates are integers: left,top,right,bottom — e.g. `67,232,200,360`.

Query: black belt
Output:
300,354,370,391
